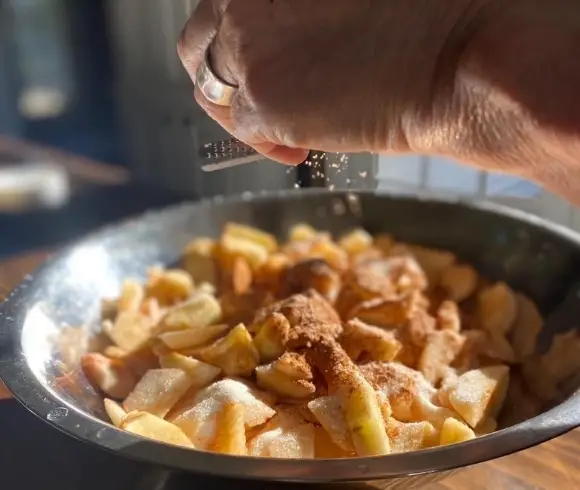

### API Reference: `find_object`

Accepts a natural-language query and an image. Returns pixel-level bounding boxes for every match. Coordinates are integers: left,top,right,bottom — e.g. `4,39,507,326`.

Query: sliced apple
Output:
386,418,438,453
157,323,229,350
121,411,194,448
255,353,315,400
158,352,221,384
146,268,194,305
182,237,217,286
104,398,127,427
223,222,278,253
477,282,518,336
103,310,154,353
510,293,542,361
171,378,275,449
439,417,475,445
123,368,193,418
81,353,137,400
158,292,222,332
308,396,352,452
208,401,247,455
117,279,145,313
194,323,258,377
248,408,315,459
313,426,353,458
448,365,510,428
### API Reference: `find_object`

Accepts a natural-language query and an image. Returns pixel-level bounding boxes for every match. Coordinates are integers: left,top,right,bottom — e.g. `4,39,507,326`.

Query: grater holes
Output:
198,137,263,170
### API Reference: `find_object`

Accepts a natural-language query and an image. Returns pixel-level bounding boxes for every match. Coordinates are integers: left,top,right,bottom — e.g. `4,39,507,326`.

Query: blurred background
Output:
1,0,118,161
0,0,578,258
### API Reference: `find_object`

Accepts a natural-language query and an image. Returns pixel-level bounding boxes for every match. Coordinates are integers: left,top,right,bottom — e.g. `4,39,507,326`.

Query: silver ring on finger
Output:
195,47,238,106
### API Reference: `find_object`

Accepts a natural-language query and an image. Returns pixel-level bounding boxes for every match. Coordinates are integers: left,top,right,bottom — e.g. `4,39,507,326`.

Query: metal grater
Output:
198,137,349,177
198,138,263,172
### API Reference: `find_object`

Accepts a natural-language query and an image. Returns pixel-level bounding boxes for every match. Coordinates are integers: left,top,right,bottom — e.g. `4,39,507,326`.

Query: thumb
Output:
251,142,309,165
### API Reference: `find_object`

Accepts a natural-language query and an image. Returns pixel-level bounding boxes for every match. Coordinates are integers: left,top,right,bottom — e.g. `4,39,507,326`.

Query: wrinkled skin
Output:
178,0,580,203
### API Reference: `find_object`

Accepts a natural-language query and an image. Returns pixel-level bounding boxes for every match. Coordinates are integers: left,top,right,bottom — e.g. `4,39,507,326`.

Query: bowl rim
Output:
1,188,579,482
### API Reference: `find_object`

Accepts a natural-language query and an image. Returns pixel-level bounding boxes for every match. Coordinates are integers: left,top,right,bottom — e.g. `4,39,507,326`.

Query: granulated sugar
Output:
170,378,276,448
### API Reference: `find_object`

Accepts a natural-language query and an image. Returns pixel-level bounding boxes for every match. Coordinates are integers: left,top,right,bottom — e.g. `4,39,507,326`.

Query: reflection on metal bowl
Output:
0,190,579,489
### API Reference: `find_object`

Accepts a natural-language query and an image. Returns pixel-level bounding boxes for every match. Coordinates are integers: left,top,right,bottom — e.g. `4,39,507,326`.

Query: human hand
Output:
178,0,580,207
177,0,490,165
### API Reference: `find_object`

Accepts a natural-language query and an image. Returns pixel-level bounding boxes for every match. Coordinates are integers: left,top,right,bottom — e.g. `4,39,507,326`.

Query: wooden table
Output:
0,251,578,489
0,135,129,186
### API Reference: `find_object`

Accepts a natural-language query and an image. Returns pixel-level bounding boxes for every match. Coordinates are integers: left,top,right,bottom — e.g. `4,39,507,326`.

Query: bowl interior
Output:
2,191,580,477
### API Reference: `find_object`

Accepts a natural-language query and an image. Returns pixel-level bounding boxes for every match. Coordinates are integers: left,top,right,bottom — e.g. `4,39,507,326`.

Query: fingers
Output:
195,86,308,165
177,0,231,80
181,0,308,165
260,146,310,165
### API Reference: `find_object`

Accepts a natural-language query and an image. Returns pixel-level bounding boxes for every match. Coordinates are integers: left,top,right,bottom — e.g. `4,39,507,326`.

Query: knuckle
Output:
231,95,261,138
213,0,233,18
273,125,302,149
230,95,251,123
232,91,303,148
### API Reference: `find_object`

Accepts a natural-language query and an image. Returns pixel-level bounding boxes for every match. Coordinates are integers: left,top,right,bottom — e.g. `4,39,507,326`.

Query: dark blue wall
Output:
1,0,123,165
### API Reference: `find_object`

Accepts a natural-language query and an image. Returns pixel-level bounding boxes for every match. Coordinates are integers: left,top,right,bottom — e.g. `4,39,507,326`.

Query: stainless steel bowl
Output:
1,190,579,489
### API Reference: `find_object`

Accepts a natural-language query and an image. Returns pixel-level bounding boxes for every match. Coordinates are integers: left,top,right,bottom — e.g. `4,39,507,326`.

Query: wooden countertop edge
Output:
0,136,129,185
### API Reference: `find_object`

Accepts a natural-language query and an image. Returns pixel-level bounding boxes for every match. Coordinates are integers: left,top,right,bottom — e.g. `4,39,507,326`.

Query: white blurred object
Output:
18,87,68,119
0,162,71,212
8,0,74,120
